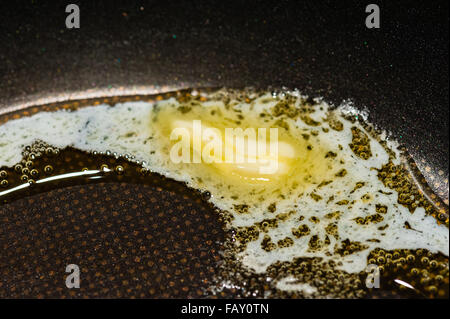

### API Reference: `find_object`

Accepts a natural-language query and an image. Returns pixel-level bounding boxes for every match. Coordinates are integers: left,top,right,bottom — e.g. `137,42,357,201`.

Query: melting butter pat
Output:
169,118,298,182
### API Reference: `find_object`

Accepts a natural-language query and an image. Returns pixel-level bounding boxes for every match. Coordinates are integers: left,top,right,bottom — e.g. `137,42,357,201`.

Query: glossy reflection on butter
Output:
168,118,297,182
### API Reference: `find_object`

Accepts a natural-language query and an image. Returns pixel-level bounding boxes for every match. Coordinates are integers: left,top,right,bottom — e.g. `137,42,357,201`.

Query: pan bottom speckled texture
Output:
0,182,226,298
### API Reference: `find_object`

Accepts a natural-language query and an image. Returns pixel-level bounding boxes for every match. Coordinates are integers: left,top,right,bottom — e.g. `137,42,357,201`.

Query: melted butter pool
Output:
0,88,448,298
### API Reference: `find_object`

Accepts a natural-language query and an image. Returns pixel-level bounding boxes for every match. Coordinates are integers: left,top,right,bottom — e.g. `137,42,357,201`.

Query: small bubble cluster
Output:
378,161,449,226
349,127,372,160
367,248,449,298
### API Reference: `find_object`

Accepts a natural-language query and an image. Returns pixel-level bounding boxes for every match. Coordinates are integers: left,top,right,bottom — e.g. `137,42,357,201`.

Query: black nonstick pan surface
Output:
0,0,448,298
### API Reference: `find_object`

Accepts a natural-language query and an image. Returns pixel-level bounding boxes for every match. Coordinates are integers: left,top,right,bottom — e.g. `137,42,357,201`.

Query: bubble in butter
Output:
0,88,448,298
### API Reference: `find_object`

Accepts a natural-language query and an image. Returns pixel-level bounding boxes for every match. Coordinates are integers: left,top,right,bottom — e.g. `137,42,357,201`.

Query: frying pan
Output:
0,0,448,298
